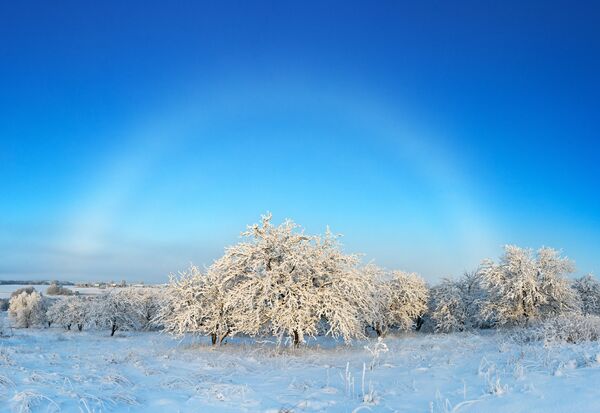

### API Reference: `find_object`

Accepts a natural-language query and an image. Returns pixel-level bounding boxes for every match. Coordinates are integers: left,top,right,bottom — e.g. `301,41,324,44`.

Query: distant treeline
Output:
0,280,75,286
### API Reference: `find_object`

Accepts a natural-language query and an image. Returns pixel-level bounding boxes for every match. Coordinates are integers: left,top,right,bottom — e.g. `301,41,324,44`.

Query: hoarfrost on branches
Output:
212,214,376,346
371,267,429,335
479,245,578,327
428,271,487,333
46,296,92,331
91,290,143,336
572,274,600,316
8,291,48,328
163,213,381,346
159,265,232,345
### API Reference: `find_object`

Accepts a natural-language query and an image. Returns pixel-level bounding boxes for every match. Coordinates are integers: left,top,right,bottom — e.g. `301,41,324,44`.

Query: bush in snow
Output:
370,267,429,336
46,296,92,331
46,283,74,296
516,314,600,345
91,290,142,336
0,298,8,311
572,274,600,316
479,245,579,327
8,291,48,328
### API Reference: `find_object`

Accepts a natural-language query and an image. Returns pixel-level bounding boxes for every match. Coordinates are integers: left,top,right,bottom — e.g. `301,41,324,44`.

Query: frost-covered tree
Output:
370,268,429,336
208,213,376,346
479,245,578,327
573,274,600,316
387,271,429,331
46,296,92,331
459,270,489,329
70,297,93,331
132,288,164,330
8,291,48,328
309,231,378,344
427,271,487,333
160,265,232,345
46,299,71,329
91,290,142,336
429,278,468,333
46,283,74,296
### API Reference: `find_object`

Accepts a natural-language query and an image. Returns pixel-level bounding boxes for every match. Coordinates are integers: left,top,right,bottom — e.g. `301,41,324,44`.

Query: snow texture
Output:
2,311,600,412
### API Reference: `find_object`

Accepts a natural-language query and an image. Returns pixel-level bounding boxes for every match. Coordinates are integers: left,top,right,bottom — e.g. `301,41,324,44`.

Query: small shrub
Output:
46,283,74,296
540,314,600,344
514,314,600,345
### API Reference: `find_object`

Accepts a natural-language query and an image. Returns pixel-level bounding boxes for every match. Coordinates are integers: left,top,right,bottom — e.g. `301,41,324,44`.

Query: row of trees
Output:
7,288,163,335
6,214,599,347
427,245,592,333
158,214,599,346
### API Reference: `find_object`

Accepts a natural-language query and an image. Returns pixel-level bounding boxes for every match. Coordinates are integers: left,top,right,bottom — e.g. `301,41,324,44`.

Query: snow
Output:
2,312,600,412
0,285,105,300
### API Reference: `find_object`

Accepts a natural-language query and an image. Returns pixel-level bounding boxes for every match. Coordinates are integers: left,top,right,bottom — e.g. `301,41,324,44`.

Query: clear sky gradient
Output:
1,1,599,282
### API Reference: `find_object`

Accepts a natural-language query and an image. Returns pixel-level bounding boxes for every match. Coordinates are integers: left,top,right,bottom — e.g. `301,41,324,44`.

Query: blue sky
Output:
1,1,599,282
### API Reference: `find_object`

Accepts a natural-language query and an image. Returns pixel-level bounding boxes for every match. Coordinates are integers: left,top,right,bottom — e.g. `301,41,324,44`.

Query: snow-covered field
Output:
1,312,600,413
0,285,105,300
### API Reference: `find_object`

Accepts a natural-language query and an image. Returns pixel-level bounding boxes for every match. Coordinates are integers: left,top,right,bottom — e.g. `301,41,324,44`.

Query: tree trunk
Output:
219,330,230,345
211,333,217,346
67,324,71,331
77,324,83,332
293,330,300,347
111,324,118,336
374,322,387,337
415,316,424,331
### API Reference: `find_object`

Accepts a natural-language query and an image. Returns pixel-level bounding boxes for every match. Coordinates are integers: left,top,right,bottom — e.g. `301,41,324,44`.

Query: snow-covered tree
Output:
46,299,71,329
46,296,92,331
310,231,378,344
160,265,232,345
479,245,578,327
573,274,600,316
132,288,164,330
46,283,74,296
91,290,142,336
370,268,429,335
429,278,468,333
203,213,376,346
427,271,487,333
8,291,48,328
387,271,429,331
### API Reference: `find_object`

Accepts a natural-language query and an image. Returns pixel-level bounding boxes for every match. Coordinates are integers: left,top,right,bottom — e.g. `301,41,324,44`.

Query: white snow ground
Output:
1,313,600,412
0,285,105,300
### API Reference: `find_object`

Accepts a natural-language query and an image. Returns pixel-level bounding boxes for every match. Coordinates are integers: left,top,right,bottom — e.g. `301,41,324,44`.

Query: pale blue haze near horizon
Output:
1,1,599,282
